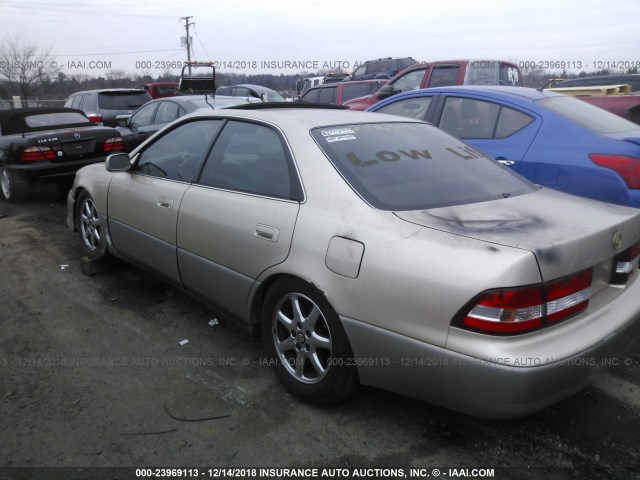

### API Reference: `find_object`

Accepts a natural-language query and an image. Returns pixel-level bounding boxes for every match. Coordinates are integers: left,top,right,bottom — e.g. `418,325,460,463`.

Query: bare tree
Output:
0,35,61,98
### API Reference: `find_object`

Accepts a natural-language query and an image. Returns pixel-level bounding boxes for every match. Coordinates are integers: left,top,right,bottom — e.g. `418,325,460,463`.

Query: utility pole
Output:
180,16,194,75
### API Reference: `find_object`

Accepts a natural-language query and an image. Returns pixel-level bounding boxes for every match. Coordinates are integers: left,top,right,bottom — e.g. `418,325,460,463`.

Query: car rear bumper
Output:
341,296,640,419
7,158,107,181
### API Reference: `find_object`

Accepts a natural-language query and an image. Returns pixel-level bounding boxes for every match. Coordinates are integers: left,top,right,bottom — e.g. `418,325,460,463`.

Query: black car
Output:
64,89,152,127
0,108,123,202
115,95,253,152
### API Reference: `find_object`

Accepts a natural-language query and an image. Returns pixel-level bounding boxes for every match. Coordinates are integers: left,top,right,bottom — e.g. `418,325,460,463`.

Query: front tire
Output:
77,191,109,261
262,278,359,405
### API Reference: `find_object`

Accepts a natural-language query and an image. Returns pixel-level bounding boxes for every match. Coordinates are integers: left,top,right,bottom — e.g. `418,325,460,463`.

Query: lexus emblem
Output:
73,133,80,138
612,232,623,249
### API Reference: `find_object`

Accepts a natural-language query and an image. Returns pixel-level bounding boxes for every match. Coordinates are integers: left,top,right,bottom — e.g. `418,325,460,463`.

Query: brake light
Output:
545,270,592,322
21,146,56,161
103,137,124,152
459,269,593,335
611,241,640,284
589,154,640,189
87,114,103,124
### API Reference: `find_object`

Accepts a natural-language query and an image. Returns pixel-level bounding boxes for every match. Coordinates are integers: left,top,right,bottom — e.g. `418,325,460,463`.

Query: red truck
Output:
344,59,523,110
142,82,180,99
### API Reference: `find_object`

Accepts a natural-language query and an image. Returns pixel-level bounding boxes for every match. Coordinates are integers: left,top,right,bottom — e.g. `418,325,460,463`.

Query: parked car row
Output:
3,66,640,420
62,102,640,419
368,85,640,208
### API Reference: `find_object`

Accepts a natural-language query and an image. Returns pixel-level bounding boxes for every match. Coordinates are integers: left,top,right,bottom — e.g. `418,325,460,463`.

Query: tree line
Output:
1,35,637,102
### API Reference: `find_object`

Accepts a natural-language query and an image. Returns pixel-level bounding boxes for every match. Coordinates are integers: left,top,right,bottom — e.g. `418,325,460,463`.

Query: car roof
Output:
230,84,279,94
185,106,419,130
69,88,149,95
398,85,563,102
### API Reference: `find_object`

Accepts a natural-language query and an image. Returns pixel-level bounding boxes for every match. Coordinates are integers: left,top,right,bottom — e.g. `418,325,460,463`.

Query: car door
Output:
177,120,303,319
107,119,225,283
121,102,159,151
433,95,541,170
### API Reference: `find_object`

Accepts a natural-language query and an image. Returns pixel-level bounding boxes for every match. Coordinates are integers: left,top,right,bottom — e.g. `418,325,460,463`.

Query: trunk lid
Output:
24,126,118,161
394,188,640,282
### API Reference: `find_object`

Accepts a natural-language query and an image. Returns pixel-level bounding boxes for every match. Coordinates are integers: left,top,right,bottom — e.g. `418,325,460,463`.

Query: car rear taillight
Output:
589,154,640,189
21,146,56,162
611,241,640,285
103,137,124,152
458,269,593,335
87,114,103,124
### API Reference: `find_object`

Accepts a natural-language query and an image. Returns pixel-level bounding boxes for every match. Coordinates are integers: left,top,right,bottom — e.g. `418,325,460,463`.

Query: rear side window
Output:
98,91,151,110
198,121,301,200
311,122,534,210
428,66,460,87
154,101,181,124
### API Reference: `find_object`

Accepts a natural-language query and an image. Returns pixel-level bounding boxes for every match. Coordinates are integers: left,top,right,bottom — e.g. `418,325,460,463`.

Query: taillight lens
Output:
611,241,640,284
87,114,103,124
589,154,640,189
103,137,124,152
21,146,56,162
458,269,593,335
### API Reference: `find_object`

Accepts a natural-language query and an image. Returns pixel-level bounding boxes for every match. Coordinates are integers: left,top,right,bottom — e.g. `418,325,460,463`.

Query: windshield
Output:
537,96,638,133
311,122,535,210
24,112,91,128
187,97,246,109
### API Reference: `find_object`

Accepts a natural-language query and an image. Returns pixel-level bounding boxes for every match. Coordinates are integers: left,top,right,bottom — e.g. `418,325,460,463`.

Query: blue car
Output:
367,86,640,208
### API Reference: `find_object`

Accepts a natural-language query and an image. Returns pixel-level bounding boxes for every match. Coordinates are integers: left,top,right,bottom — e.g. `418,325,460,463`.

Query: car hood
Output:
394,188,640,281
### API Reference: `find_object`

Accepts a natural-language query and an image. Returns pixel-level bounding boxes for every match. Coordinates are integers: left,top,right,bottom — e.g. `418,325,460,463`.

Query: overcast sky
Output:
2,0,639,77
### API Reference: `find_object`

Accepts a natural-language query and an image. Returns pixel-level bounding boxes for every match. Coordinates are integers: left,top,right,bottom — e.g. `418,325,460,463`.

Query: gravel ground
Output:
1,190,639,480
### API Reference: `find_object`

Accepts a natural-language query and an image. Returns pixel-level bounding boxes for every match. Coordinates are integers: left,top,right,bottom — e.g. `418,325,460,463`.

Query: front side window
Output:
439,97,500,138
318,86,337,104
198,120,300,200
130,103,158,128
301,88,321,103
375,96,433,120
135,120,223,182
390,69,427,94
311,122,534,210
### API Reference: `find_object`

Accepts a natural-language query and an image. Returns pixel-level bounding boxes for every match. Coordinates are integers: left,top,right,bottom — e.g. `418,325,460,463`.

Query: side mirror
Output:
105,153,131,172
376,84,397,100
115,115,132,128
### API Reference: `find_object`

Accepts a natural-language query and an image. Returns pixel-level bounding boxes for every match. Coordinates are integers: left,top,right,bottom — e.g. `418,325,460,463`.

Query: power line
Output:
53,48,184,57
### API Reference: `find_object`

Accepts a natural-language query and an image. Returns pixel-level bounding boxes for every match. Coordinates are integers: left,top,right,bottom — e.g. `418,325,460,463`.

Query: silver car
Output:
66,107,640,418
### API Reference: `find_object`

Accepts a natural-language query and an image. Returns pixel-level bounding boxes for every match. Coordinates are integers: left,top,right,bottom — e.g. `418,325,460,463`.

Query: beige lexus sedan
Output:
67,105,640,418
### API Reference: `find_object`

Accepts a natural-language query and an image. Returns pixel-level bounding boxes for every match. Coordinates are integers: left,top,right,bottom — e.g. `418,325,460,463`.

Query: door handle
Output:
158,196,173,210
255,224,280,242
497,159,515,166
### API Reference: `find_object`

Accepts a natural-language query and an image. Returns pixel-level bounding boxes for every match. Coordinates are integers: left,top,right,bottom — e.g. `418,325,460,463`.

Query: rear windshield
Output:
98,91,151,110
537,96,638,133
311,122,535,210
24,112,91,128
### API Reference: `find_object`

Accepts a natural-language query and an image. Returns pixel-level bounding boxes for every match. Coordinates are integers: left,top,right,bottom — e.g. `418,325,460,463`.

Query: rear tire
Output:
0,166,26,203
77,191,109,262
262,278,359,405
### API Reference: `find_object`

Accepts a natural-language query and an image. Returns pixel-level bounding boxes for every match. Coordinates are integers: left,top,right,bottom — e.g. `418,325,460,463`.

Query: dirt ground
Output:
1,188,639,480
